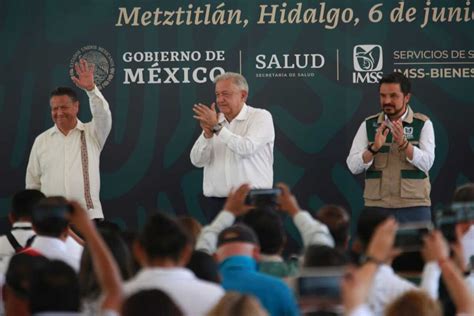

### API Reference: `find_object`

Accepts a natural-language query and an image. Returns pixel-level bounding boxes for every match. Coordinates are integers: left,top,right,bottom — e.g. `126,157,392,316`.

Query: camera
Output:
435,202,474,242
245,188,281,207
394,222,433,252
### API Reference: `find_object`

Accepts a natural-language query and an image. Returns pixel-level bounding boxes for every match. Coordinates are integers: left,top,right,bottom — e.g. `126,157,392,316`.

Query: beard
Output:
383,103,405,118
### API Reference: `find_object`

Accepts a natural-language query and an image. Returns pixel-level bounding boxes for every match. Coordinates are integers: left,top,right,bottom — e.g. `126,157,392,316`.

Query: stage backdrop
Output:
0,0,473,241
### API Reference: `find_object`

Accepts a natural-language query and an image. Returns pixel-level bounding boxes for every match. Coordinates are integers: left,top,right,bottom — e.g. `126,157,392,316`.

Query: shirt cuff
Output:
406,145,420,164
361,151,373,169
86,85,100,97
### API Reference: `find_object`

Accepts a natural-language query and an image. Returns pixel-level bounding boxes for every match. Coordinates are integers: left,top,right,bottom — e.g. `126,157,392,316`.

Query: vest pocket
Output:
373,147,389,169
364,170,382,200
400,170,428,199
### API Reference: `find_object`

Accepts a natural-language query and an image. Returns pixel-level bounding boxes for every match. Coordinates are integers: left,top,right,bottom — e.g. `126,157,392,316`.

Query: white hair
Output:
214,72,249,93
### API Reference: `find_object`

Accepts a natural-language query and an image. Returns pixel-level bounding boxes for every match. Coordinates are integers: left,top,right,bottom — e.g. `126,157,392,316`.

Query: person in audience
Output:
178,216,202,248
385,290,442,316
303,245,348,267
196,183,334,259
341,217,398,316
2,253,49,316
0,190,45,272
122,289,183,316
242,207,298,278
29,259,82,314
215,223,299,316
79,228,132,314
423,230,474,315
28,197,81,271
207,292,268,316
315,204,350,250
124,212,224,315
355,209,440,315
186,250,221,284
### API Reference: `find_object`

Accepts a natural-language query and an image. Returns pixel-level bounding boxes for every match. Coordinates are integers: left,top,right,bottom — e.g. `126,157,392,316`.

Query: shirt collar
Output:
219,255,257,271
218,104,249,124
32,236,67,251
259,254,284,262
378,105,413,124
49,119,84,136
12,222,32,229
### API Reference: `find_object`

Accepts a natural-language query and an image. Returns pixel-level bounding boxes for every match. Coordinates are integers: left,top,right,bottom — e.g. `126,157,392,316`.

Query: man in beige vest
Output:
347,72,435,223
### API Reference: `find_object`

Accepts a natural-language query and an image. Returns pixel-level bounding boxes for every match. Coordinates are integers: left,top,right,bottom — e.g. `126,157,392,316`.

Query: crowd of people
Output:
0,183,472,315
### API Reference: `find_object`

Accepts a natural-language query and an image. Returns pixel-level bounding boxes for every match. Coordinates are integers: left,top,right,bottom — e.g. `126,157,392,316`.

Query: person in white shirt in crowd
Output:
0,190,44,257
355,208,441,316
343,219,474,316
196,183,334,257
190,72,274,220
0,192,83,274
28,197,82,271
124,212,224,315
26,59,112,220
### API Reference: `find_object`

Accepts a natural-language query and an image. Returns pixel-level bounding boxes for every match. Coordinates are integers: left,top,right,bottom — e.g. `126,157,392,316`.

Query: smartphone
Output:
296,268,344,300
245,188,281,206
394,222,433,252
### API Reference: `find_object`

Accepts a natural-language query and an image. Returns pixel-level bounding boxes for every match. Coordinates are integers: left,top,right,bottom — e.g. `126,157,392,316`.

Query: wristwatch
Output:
367,143,379,155
212,123,223,134
359,254,384,266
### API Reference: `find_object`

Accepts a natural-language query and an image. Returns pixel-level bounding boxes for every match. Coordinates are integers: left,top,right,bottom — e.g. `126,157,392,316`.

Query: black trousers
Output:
199,196,227,223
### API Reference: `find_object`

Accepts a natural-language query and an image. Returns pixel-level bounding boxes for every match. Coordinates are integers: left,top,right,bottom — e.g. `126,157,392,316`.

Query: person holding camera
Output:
346,72,435,223
190,72,275,220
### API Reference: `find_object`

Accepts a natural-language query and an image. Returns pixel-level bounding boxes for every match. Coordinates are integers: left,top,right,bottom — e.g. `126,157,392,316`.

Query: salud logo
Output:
353,45,383,72
69,45,115,90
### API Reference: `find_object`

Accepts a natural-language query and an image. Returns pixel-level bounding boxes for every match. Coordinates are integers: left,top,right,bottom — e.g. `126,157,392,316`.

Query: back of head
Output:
5,253,49,299
242,207,285,255
216,224,260,261
79,229,133,300
32,196,70,238
178,216,202,247
303,245,348,268
138,212,191,262
356,208,391,250
453,183,474,202
207,292,268,316
11,189,45,221
29,260,80,313
315,205,350,249
385,290,442,316
186,250,220,284
122,289,183,316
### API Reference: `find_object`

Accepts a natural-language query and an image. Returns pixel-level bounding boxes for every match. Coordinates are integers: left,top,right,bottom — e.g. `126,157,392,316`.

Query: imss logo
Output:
352,44,383,83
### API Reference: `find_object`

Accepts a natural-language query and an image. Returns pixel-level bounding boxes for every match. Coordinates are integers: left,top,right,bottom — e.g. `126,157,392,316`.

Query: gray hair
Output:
214,72,249,93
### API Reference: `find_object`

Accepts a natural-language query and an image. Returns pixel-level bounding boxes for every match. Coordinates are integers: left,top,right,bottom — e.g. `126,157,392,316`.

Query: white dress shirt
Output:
26,87,112,219
0,222,35,256
366,262,440,316
124,267,224,316
30,236,81,272
346,107,435,175
190,104,274,197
